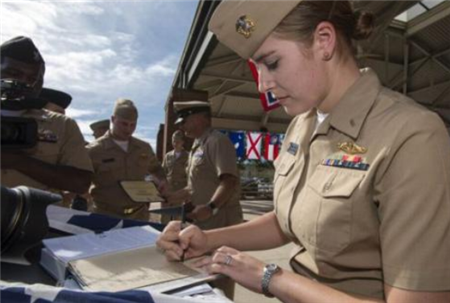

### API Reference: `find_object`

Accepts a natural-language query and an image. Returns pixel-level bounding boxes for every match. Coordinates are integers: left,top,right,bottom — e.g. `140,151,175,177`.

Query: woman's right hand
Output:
156,221,209,261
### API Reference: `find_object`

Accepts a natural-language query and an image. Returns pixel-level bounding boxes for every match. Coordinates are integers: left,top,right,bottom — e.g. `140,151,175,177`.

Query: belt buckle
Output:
123,207,135,215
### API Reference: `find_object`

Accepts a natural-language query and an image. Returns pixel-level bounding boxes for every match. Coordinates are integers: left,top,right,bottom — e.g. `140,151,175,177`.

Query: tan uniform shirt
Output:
188,128,243,230
1,109,93,190
87,131,161,220
275,68,450,299
163,149,189,191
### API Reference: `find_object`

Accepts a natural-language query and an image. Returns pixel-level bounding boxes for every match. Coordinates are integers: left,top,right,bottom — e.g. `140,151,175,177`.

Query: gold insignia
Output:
337,142,367,155
235,15,255,38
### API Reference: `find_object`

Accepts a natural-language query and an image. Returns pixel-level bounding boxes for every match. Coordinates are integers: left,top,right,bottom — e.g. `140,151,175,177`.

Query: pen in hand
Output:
180,202,187,262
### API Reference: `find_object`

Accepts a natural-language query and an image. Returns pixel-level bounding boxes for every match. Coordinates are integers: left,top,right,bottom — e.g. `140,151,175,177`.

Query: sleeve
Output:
375,111,450,291
146,144,162,174
208,134,239,178
162,153,169,173
59,118,93,172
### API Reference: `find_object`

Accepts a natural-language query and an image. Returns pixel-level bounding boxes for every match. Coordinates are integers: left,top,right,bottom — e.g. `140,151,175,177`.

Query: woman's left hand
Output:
194,246,265,293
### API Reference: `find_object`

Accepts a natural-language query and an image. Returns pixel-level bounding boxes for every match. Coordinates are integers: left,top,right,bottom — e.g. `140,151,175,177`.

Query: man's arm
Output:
188,173,237,221
2,152,92,194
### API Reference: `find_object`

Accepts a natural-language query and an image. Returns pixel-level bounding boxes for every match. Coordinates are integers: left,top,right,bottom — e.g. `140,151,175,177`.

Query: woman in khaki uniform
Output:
157,1,450,302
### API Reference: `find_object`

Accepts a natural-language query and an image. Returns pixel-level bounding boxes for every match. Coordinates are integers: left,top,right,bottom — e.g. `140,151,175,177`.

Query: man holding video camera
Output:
1,36,93,194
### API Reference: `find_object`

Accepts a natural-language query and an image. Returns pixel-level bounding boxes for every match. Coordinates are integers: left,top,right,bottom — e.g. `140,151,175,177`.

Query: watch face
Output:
266,263,279,272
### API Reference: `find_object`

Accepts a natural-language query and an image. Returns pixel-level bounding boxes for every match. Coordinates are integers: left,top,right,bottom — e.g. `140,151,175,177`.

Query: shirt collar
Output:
315,68,381,140
194,127,213,147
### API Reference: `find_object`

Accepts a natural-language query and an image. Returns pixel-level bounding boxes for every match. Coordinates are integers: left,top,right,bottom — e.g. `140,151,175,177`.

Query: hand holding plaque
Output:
120,180,164,203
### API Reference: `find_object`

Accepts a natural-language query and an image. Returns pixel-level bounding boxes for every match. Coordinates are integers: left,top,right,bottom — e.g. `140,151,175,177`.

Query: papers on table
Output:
43,225,160,264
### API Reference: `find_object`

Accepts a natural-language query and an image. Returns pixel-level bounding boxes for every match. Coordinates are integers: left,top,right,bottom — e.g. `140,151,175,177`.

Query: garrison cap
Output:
90,119,110,132
39,88,72,109
173,101,210,124
208,0,301,59
0,36,45,65
113,98,138,121
172,130,185,141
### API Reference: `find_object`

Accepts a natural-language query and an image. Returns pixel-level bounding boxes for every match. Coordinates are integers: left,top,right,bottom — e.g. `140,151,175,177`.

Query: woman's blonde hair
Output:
274,0,374,57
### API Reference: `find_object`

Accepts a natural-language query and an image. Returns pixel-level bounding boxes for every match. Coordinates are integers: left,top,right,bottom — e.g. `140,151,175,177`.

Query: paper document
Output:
43,225,160,264
120,180,164,202
68,246,205,292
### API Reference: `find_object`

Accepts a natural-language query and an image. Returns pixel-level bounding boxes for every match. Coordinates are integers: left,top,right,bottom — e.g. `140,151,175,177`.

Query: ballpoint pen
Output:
180,202,187,262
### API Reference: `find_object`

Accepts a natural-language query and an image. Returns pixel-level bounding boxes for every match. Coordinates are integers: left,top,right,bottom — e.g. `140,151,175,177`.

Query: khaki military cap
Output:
209,0,301,59
89,119,110,131
173,100,210,124
113,98,138,121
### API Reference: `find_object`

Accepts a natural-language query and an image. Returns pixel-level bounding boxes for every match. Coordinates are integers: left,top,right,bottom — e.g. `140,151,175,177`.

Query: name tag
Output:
287,142,299,155
102,158,115,163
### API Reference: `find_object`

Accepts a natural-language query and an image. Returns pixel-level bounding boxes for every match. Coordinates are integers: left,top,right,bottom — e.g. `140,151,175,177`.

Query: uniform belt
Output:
95,202,145,215
123,206,143,215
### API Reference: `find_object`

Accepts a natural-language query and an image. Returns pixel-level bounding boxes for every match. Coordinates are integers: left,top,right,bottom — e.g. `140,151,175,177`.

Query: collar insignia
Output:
236,15,255,38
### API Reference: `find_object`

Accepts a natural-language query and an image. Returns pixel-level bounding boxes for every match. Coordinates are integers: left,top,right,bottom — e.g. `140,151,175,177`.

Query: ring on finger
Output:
224,254,232,266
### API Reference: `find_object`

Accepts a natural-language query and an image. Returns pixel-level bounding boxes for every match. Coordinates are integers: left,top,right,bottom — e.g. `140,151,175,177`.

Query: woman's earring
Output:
323,52,331,61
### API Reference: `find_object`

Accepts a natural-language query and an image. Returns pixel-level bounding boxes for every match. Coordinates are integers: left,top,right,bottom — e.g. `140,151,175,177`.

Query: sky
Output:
1,0,199,146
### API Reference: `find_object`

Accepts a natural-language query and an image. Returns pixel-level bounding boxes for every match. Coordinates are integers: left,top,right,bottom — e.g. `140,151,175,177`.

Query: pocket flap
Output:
276,156,296,176
308,167,364,198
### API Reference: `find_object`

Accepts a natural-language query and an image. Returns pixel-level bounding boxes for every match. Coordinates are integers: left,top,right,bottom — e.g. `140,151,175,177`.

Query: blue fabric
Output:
66,213,165,232
0,286,154,303
228,131,246,159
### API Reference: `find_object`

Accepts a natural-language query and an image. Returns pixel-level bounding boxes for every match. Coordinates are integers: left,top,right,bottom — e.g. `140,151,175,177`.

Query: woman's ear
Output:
314,21,337,61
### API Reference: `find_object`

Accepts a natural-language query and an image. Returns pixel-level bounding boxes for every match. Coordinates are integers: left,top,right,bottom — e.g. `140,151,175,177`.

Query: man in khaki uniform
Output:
87,99,167,221
169,101,243,230
89,119,110,139
161,130,189,223
1,36,93,194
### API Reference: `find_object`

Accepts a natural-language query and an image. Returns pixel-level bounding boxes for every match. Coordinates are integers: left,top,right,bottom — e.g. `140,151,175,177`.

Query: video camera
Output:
1,185,61,265
1,79,47,150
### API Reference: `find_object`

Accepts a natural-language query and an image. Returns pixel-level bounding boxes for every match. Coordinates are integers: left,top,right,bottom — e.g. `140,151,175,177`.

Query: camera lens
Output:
1,122,21,143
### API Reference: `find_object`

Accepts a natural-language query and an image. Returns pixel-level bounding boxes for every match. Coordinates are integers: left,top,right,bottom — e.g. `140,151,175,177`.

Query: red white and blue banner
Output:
246,132,263,160
247,60,281,112
263,133,280,161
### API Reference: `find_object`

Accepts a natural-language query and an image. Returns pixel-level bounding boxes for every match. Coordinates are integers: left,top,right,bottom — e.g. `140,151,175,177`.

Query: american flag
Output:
0,281,219,303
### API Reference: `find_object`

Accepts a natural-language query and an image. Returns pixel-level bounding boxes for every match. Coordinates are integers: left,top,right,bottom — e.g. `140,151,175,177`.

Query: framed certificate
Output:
120,181,164,203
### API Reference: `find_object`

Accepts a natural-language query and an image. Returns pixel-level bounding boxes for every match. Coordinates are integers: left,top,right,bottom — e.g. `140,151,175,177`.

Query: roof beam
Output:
406,1,450,37
212,117,288,133
202,72,255,84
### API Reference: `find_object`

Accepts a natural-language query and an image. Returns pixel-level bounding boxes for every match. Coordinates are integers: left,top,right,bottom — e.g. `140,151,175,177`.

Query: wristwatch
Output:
207,201,219,216
261,263,281,298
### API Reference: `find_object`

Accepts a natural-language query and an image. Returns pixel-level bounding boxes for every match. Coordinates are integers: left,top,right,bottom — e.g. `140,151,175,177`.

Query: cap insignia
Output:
236,15,255,39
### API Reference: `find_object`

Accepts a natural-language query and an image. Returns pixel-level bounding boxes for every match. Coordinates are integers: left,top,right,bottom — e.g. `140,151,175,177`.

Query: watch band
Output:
261,263,280,298
207,201,219,216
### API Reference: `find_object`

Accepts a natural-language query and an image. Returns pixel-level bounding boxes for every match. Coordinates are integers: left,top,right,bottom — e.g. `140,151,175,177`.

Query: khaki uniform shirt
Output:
163,149,189,191
1,109,93,190
275,69,450,299
188,128,243,230
87,131,161,220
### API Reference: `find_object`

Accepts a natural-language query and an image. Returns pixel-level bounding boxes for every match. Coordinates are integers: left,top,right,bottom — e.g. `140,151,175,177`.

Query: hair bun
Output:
352,10,375,40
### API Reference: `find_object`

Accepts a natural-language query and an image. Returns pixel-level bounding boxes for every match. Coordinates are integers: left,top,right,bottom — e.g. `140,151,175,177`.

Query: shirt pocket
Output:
306,167,364,253
96,161,121,186
191,152,206,175
32,142,60,164
273,156,296,209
